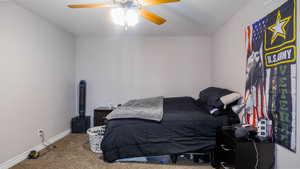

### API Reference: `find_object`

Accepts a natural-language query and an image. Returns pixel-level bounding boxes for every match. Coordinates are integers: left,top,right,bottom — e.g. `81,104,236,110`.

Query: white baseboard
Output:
0,129,71,169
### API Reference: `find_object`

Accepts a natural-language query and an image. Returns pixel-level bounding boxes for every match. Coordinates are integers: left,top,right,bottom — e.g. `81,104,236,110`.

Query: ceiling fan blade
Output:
139,9,166,25
142,0,180,6
68,4,114,8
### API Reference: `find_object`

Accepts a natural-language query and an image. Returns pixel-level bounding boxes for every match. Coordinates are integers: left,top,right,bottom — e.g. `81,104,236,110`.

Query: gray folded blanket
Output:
106,96,164,122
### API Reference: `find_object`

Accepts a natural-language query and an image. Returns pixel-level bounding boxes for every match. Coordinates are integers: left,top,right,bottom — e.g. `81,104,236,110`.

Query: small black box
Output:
71,116,91,133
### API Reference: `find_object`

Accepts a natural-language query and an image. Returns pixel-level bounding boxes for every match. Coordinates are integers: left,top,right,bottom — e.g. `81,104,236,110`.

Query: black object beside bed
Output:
101,96,240,162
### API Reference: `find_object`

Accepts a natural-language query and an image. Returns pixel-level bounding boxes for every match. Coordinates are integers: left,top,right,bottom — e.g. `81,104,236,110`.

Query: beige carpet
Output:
11,134,213,169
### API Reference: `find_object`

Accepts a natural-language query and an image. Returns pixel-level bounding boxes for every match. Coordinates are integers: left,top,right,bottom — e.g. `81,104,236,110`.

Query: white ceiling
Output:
14,0,249,36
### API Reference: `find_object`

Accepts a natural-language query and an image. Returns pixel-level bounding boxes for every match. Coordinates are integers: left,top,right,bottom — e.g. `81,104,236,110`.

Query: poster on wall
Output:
244,0,297,152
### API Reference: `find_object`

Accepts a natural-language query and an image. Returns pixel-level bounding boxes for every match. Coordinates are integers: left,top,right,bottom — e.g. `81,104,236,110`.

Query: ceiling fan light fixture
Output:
111,8,139,27
126,9,138,26
111,8,126,26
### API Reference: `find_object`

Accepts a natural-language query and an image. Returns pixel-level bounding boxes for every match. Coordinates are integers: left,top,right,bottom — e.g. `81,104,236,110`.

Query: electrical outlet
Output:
37,129,44,137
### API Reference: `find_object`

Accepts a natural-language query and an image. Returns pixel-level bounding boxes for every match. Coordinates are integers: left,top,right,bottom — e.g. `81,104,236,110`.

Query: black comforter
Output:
101,97,237,162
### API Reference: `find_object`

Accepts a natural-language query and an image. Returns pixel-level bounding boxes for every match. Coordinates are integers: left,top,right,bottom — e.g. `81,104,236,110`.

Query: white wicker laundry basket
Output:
87,126,106,153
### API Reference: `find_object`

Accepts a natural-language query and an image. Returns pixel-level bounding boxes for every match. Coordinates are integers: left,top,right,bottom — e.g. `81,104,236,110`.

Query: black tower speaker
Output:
71,80,90,133
79,80,86,117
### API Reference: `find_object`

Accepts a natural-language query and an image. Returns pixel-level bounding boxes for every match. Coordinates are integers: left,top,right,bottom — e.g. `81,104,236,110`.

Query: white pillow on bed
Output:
220,92,242,109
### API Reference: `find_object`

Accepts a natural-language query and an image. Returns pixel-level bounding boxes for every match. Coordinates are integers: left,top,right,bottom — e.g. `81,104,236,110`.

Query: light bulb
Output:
126,10,138,26
111,8,139,27
111,8,125,26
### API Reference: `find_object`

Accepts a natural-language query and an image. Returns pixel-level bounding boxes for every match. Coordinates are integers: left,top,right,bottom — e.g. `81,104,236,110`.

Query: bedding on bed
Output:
106,96,164,122
101,97,238,162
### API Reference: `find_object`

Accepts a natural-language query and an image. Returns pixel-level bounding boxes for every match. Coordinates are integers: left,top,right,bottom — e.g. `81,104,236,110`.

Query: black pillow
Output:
198,87,235,109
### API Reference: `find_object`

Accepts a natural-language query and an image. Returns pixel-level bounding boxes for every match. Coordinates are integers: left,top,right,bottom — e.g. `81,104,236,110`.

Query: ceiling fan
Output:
68,0,180,26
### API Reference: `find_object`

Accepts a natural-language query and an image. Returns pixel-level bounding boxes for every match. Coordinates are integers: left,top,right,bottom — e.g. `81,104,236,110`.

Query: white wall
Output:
0,1,75,165
76,36,212,119
211,0,300,168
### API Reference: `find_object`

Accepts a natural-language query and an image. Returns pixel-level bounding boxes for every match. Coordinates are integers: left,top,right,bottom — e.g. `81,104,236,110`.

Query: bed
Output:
101,95,240,162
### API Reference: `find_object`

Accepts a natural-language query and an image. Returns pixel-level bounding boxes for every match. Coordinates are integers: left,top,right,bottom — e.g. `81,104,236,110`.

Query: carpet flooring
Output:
11,134,213,169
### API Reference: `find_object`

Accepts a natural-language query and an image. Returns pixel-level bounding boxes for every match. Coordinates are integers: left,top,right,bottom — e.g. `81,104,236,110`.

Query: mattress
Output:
101,97,236,162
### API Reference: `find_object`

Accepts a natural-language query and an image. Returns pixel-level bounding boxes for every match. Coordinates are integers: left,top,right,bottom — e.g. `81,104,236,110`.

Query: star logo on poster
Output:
267,10,291,44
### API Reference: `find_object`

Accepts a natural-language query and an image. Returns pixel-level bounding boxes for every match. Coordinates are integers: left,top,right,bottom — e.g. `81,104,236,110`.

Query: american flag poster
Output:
244,0,297,152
